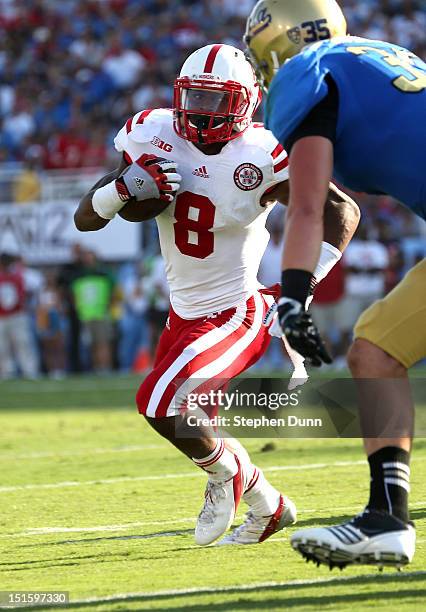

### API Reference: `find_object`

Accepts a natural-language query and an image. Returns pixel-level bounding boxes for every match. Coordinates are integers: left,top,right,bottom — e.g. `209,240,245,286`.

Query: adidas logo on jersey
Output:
192,165,209,178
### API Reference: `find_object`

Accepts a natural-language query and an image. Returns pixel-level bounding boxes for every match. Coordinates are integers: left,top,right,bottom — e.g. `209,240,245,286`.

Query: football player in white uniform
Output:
75,44,360,546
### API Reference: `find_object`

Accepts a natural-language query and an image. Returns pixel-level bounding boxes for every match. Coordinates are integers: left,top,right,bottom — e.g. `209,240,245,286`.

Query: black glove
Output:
277,297,333,367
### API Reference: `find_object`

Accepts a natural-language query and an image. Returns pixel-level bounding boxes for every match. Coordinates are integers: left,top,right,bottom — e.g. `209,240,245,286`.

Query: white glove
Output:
117,153,182,204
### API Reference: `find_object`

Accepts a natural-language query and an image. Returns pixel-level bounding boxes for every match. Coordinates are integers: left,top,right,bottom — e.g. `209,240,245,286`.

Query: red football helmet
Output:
174,44,261,145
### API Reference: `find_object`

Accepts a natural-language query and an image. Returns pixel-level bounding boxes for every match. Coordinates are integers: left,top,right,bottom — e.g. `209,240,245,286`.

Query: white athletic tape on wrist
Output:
314,241,342,283
92,180,125,220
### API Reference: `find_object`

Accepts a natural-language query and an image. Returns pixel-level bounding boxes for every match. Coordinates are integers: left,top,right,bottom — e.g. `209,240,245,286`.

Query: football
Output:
117,156,177,222
118,195,171,222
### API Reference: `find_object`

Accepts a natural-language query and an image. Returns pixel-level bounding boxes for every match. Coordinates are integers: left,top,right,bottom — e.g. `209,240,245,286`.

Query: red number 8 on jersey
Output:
173,191,215,259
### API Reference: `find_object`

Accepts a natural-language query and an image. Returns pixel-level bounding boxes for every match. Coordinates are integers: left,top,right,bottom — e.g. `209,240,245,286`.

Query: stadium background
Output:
0,0,425,379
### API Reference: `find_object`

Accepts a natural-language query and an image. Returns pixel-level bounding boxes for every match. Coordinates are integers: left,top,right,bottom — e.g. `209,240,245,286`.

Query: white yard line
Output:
2,517,198,538
4,455,426,493
0,472,197,493
0,459,369,493
267,459,367,471
2,500,426,540
0,379,138,393
0,445,165,460
31,571,426,608
0,449,365,463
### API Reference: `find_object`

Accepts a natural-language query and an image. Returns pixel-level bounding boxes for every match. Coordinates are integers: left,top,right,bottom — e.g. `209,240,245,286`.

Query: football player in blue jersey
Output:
245,0,426,569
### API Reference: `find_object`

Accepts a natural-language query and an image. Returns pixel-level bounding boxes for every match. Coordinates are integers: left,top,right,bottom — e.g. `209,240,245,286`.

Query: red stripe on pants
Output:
137,286,280,419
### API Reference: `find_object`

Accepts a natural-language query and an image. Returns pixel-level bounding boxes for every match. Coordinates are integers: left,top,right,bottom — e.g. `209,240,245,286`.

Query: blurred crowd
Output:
0,0,256,171
0,0,425,171
0,0,425,377
0,247,169,378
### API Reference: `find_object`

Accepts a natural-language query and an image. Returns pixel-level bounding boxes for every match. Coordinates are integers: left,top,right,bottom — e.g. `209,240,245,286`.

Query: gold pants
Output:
354,258,426,368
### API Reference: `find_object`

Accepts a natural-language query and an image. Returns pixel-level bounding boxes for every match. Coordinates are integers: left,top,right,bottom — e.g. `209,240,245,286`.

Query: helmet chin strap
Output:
197,126,205,144
188,114,209,143
189,114,230,144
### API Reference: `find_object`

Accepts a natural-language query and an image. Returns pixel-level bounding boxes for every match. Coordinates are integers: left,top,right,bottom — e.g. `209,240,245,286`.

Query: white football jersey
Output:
114,109,289,319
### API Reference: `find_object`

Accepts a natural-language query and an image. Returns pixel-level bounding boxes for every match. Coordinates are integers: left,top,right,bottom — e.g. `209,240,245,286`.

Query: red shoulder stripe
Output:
126,109,153,134
137,109,153,125
203,44,223,73
274,157,289,174
271,143,285,159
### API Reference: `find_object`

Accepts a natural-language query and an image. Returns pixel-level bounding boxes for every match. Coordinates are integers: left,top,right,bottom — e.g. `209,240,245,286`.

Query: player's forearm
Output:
323,184,360,253
74,193,111,232
283,207,323,271
282,137,332,272
74,166,125,232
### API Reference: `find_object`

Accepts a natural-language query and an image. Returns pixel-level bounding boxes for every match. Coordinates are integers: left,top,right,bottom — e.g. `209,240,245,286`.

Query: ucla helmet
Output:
245,0,347,90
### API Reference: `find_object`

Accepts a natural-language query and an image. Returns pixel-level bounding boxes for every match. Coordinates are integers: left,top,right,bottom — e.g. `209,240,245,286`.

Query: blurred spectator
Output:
0,252,39,379
3,99,35,152
311,260,346,359
70,249,116,373
12,156,41,203
102,36,146,89
118,261,149,372
46,121,90,170
83,126,108,168
36,270,67,378
147,255,170,363
341,226,390,335
58,244,86,373
384,243,406,293
258,224,282,287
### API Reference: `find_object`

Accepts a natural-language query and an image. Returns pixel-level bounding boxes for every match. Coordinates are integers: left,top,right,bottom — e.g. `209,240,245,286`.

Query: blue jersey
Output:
265,37,426,220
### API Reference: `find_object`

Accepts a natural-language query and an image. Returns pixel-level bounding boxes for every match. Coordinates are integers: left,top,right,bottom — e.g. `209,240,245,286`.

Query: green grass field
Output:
1,375,425,611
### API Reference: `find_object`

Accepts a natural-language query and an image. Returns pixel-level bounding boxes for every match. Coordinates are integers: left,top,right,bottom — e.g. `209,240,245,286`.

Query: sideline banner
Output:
0,201,141,263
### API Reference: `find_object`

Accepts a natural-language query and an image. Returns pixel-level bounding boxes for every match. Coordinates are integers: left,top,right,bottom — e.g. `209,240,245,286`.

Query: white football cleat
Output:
195,458,244,546
291,510,416,569
217,494,297,545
